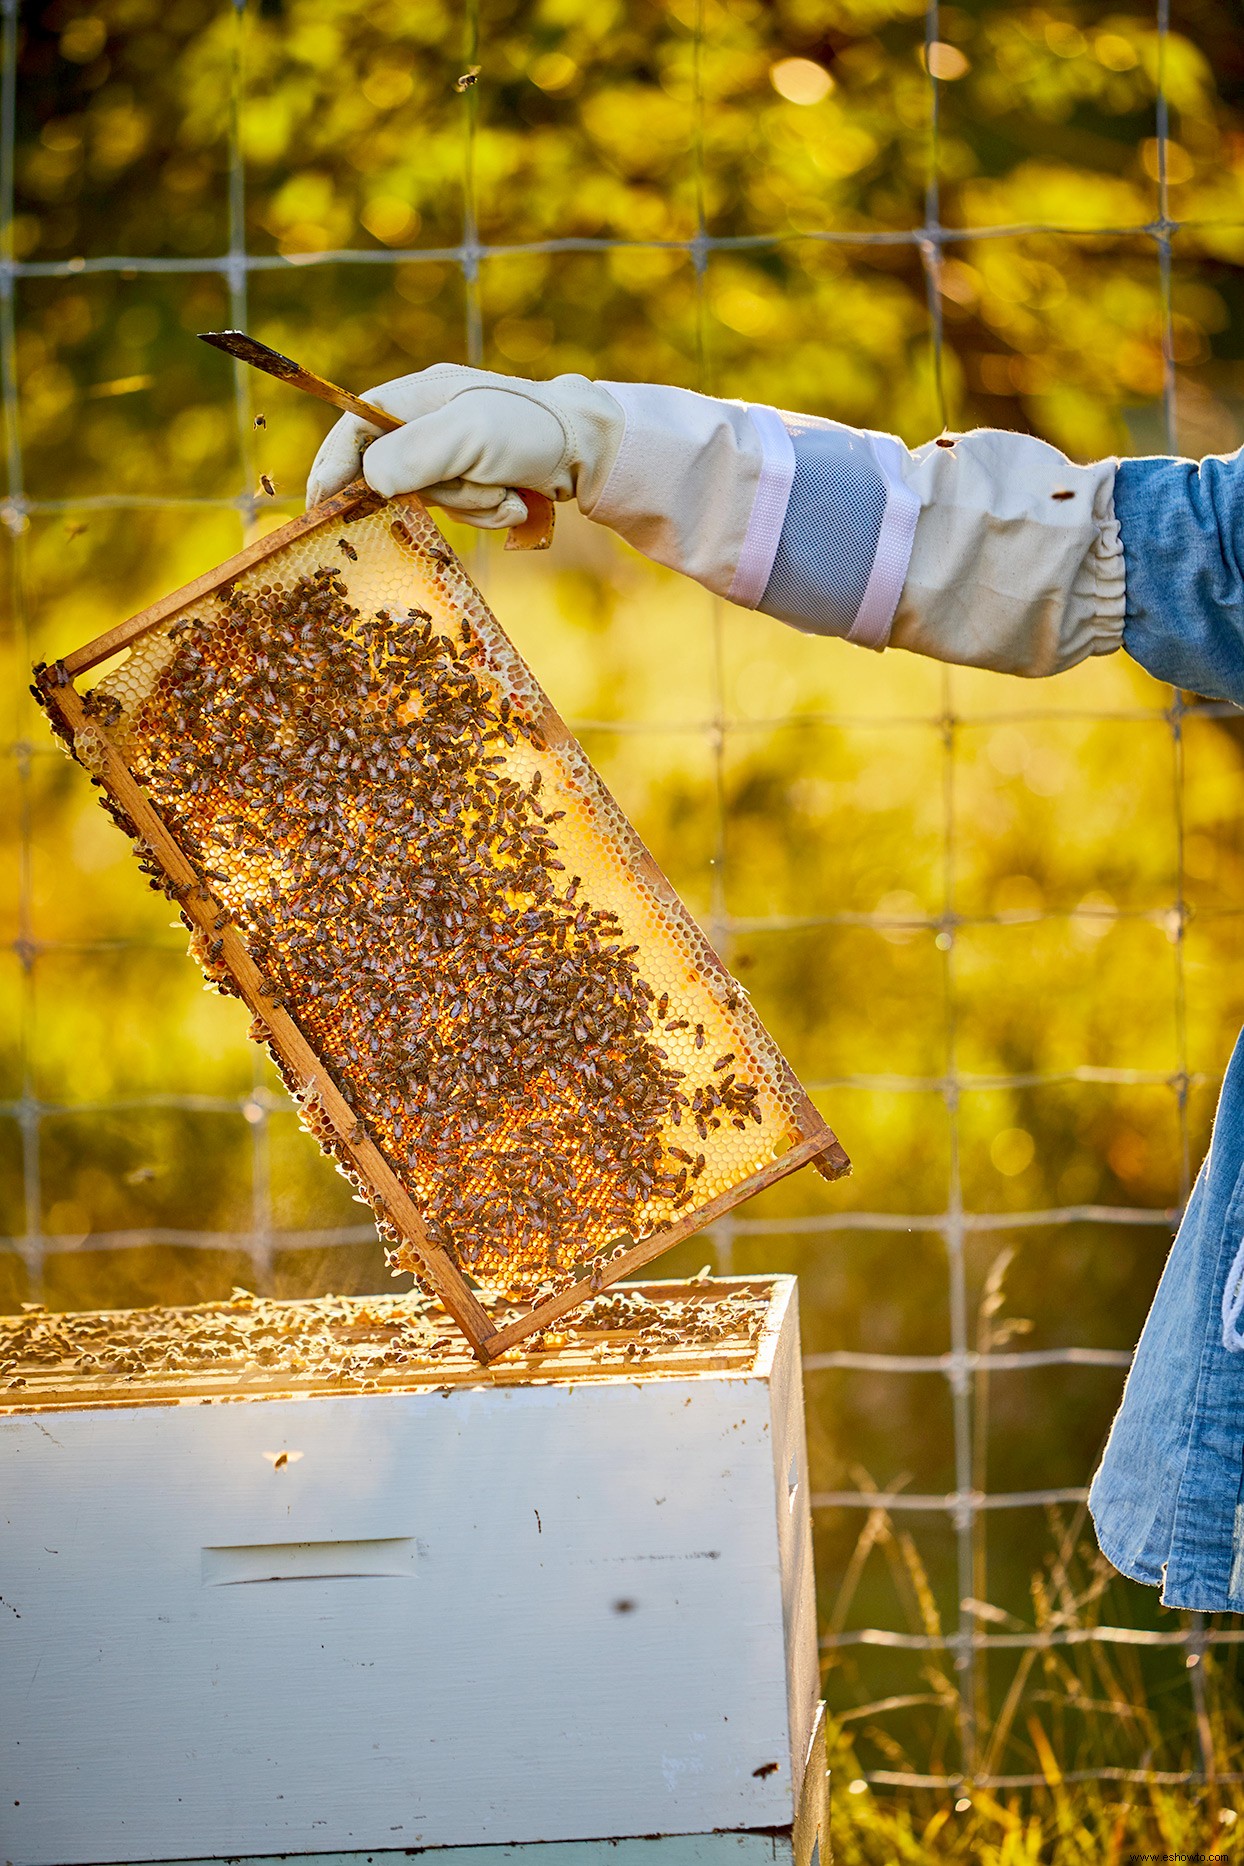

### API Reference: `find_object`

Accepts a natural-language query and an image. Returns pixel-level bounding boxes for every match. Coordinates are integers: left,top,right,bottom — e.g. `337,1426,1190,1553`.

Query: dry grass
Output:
828,1739,1243,1866
822,1245,1244,1861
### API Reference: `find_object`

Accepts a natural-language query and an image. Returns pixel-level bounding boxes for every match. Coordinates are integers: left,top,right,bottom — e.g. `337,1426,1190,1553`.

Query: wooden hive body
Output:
33,484,847,1361
0,1276,826,1864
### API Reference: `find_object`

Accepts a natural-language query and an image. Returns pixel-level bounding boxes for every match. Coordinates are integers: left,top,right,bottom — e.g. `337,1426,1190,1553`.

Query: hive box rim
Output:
0,1273,797,1416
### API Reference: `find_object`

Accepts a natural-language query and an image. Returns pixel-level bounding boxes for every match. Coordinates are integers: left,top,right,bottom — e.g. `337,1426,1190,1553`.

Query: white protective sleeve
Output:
583,387,1126,679
887,429,1126,677
582,381,792,606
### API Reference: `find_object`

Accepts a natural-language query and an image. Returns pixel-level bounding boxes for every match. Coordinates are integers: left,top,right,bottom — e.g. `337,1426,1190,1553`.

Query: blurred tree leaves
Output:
8,0,1244,1781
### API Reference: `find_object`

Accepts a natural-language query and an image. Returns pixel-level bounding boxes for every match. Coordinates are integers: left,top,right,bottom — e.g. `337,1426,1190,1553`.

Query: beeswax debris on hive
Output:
0,1285,772,1400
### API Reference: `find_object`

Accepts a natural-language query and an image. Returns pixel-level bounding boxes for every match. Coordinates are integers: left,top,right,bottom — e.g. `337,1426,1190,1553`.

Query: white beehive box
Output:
0,1276,826,1865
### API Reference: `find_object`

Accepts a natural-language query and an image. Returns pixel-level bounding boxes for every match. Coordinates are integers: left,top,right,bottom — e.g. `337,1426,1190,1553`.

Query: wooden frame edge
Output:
60,480,386,679
38,496,852,1365
35,674,499,1363
477,1127,841,1363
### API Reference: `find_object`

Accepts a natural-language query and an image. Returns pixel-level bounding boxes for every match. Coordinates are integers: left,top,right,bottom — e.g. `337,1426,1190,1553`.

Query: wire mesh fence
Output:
4,0,1244,1796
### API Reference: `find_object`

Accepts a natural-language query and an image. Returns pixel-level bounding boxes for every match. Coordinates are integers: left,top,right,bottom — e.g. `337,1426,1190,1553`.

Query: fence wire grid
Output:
4,0,1244,1797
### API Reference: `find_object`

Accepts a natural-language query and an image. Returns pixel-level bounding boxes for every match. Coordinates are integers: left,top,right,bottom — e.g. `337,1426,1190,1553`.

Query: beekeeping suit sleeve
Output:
307,366,1125,679
588,390,1126,679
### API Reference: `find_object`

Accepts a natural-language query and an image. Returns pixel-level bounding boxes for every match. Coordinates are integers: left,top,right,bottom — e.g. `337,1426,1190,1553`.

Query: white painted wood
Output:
0,1278,819,1866
764,1286,822,1798
793,1703,831,1866
127,1840,795,1866
200,1534,418,1585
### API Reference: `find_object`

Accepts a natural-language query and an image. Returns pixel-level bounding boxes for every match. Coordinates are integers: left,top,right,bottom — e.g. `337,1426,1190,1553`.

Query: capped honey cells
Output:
35,496,844,1320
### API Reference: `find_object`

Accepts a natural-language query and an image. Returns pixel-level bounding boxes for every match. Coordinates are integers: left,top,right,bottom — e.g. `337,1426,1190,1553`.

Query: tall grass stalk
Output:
823,1251,1244,1859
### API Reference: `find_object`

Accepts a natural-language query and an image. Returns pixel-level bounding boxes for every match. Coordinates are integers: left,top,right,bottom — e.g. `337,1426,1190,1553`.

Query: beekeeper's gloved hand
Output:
305,364,779,608
306,366,622,535
307,364,1126,680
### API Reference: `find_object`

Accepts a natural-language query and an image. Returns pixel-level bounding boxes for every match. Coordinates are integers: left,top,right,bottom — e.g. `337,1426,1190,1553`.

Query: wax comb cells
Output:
41,491,846,1351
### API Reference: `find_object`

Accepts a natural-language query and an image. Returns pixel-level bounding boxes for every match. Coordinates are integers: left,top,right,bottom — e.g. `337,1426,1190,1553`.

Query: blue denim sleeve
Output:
1115,449,1244,704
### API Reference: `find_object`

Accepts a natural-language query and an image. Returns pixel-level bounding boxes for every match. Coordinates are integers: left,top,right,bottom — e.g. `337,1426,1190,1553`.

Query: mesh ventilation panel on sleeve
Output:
760,427,889,637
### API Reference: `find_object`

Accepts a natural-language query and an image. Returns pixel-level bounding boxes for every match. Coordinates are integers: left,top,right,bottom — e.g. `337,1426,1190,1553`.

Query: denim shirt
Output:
1089,450,1244,1611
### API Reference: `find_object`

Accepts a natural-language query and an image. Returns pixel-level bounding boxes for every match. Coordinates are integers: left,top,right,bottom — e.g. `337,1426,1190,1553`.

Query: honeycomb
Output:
47,495,842,1311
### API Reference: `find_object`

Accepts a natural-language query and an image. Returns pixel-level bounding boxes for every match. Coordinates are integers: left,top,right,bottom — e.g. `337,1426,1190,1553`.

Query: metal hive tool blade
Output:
34,484,849,1362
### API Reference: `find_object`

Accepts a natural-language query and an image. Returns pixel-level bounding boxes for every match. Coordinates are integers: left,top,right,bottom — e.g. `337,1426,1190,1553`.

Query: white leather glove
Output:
306,364,784,604
306,365,624,530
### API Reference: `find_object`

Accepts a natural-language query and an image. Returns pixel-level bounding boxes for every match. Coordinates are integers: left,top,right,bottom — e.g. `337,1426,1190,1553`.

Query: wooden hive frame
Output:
34,482,849,1363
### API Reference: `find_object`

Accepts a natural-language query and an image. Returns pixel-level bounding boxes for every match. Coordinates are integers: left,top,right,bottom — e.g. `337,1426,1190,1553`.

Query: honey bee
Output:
102,548,781,1325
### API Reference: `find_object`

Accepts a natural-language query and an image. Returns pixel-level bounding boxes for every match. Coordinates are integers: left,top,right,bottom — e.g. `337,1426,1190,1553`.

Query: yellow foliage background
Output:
7,0,1244,1791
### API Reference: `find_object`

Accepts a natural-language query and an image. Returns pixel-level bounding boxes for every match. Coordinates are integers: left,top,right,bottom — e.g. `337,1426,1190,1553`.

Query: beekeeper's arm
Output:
307,366,1244,703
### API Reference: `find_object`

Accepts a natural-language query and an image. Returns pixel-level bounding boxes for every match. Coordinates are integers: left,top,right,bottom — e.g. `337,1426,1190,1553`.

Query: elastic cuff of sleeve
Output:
728,405,796,608
1083,476,1127,649
890,438,1123,678
1063,476,1126,664
847,433,921,650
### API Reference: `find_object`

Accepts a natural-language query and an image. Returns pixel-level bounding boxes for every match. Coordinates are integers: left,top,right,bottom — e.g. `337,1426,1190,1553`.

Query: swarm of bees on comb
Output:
34,493,844,1352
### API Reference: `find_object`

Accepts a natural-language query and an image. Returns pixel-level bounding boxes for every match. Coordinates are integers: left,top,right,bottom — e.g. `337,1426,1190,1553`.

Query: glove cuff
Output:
545,375,628,505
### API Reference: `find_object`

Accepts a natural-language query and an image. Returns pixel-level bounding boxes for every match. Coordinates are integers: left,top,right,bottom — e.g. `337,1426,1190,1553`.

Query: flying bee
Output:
254,413,266,429
260,474,276,497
